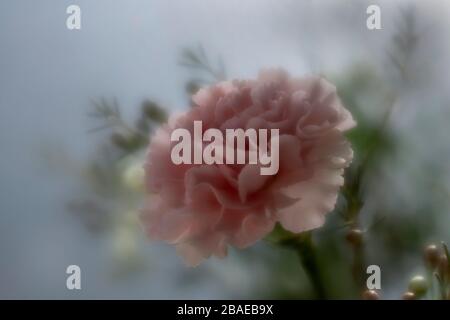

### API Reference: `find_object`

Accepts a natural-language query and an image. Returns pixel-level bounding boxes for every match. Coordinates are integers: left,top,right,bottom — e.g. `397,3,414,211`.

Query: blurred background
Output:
0,0,449,299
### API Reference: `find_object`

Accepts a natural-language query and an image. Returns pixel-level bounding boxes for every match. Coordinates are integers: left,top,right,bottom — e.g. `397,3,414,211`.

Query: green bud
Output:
122,162,145,192
408,275,428,297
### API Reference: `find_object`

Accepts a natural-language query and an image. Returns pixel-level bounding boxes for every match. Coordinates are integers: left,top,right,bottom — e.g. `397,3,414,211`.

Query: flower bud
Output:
122,162,145,192
346,229,363,247
408,275,428,297
402,292,416,300
424,244,440,269
362,289,379,300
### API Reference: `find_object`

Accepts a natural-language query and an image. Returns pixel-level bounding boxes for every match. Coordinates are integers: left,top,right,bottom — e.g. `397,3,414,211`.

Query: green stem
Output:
351,243,366,290
288,233,327,299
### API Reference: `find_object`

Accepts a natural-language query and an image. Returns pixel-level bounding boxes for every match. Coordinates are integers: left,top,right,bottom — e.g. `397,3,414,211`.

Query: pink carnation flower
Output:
141,69,355,266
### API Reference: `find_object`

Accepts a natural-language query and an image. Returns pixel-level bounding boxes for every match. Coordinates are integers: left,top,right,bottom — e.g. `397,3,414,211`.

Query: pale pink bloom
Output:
141,69,355,266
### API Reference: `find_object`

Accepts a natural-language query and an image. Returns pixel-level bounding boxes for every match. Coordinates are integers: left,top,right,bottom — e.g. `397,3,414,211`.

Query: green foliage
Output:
179,45,226,102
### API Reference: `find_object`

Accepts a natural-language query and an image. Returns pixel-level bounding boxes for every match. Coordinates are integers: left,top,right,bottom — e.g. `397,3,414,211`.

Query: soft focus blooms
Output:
120,155,145,192
141,69,355,266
